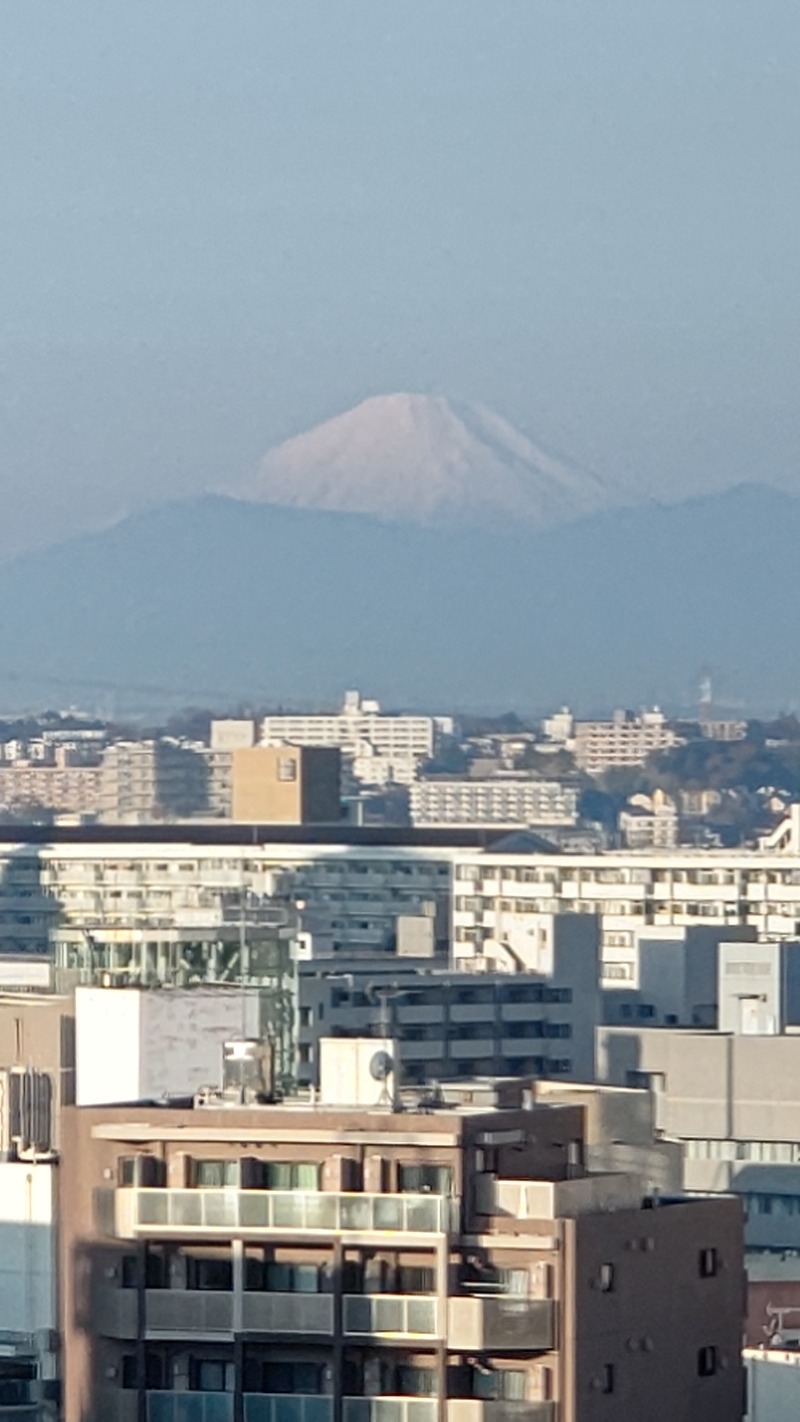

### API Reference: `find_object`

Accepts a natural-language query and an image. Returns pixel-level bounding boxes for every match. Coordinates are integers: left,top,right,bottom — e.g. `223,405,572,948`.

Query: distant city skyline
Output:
0,1,798,560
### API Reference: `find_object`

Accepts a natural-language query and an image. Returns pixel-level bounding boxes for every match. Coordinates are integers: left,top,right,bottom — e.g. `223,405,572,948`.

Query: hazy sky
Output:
1,0,798,559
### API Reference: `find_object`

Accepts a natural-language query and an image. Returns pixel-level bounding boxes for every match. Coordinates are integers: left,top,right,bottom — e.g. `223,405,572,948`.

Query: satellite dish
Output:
369,1050,394,1082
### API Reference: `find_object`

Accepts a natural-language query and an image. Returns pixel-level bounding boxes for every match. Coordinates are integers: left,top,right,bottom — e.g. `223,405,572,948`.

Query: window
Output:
263,1161,319,1190
194,1159,239,1189
597,1263,615,1293
599,1365,614,1394
263,1362,322,1395
697,1347,718,1378
699,1248,718,1279
118,1154,164,1187
277,757,298,782
191,1360,234,1393
396,1366,436,1397
398,1163,453,1195
192,1257,233,1291
265,1262,320,1293
396,1265,435,1294
472,1370,526,1401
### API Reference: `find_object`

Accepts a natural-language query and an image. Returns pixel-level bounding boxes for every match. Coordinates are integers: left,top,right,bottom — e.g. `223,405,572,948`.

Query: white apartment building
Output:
6,811,800,980
410,777,578,828
261,691,451,786
573,708,678,775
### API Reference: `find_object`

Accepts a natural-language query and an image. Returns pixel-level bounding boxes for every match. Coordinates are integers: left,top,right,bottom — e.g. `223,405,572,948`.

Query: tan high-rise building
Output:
60,1076,745,1422
231,745,341,824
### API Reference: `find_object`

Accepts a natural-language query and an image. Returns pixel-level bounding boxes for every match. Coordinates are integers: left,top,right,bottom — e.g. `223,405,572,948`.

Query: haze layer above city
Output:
1,2,798,712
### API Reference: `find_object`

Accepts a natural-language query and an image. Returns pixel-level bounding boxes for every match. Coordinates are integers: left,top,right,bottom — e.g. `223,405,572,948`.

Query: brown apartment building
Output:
60,1085,745,1422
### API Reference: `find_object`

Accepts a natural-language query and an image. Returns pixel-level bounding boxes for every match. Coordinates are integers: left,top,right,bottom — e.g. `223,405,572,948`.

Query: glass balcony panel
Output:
271,1195,305,1229
203,1192,239,1228
147,1395,173,1422
171,1191,203,1227
407,1404,437,1422
375,1298,404,1332
305,1398,333,1422
404,1198,439,1232
340,1197,371,1231
138,1191,169,1226
407,1299,436,1335
240,1193,271,1228
272,1398,302,1422
343,1296,371,1333
302,1195,338,1230
372,1197,404,1231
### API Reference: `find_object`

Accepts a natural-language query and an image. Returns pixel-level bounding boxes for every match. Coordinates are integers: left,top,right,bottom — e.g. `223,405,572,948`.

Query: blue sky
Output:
0,0,797,556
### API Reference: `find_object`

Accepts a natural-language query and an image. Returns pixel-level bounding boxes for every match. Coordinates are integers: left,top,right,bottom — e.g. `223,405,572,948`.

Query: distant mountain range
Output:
233,393,623,530
0,482,796,711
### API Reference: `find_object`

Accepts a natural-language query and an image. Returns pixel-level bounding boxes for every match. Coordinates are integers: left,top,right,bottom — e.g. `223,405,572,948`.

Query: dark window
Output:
698,1347,718,1377
600,1364,614,1394
118,1155,164,1187
396,1265,435,1294
263,1161,319,1190
396,1366,436,1396
398,1164,453,1195
121,1356,138,1390
699,1248,718,1278
472,1369,526,1401
194,1159,239,1189
263,1362,322,1395
121,1255,138,1289
192,1257,233,1291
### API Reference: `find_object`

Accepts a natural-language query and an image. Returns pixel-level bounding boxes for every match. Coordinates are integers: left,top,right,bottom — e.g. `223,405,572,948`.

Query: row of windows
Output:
686,1139,800,1165
120,1157,455,1196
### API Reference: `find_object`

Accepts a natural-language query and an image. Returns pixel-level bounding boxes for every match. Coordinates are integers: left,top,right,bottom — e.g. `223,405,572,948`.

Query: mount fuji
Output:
233,393,622,530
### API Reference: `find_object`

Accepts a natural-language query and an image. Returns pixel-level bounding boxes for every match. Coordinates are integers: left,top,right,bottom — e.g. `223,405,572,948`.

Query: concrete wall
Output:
746,1349,800,1421
0,1160,56,1335
75,987,260,1105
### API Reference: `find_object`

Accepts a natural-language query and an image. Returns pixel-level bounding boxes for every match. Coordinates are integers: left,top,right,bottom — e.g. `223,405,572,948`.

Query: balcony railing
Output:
147,1395,234,1422
244,1400,333,1422
343,1295,439,1338
447,1297,555,1352
116,1189,454,1239
343,1399,437,1422
447,1404,555,1422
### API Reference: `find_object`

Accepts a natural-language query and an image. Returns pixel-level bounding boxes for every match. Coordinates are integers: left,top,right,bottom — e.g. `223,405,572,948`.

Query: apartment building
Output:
297,912,600,1086
9,822,800,976
60,1071,745,1422
261,692,451,788
231,747,342,825
0,759,102,816
573,710,678,776
597,1022,800,1249
99,742,209,822
410,780,578,830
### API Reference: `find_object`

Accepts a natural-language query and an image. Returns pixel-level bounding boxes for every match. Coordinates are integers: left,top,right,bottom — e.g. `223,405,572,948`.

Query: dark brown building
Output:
60,1094,745,1422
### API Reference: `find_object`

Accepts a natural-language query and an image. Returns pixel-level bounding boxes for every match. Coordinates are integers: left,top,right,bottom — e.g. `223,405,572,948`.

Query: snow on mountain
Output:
233,393,618,528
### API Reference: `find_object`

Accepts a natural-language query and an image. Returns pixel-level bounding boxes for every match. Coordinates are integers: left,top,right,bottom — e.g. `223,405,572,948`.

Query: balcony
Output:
448,1407,554,1422
145,1291,234,1337
474,1175,642,1221
343,1400,437,1422
343,1296,440,1339
243,1293,333,1335
244,1401,332,1422
148,1396,233,1422
116,1189,455,1240
447,1297,554,1352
